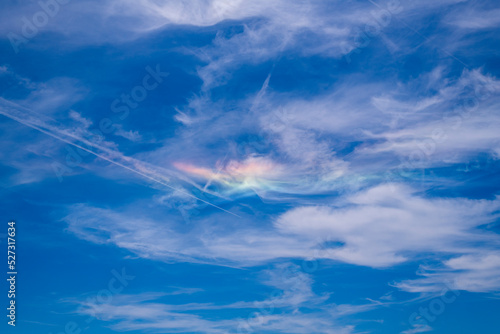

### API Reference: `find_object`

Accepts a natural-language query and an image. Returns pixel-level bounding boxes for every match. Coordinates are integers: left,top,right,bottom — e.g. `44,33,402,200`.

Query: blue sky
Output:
1,0,500,333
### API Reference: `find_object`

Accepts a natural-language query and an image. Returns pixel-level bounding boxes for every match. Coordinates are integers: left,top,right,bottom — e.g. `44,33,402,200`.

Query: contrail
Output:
0,98,240,217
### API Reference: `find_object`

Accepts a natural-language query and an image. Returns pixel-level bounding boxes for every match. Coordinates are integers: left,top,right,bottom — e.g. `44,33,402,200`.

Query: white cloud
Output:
445,8,500,29
74,264,371,334
2,2,500,332
167,66,500,203
357,69,500,167
395,250,500,293
63,183,500,274
113,124,143,142
64,203,313,266
119,0,267,28
401,324,433,334
276,183,500,267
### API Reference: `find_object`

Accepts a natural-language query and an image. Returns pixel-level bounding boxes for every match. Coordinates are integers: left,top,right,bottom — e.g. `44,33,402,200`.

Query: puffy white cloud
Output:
277,183,500,267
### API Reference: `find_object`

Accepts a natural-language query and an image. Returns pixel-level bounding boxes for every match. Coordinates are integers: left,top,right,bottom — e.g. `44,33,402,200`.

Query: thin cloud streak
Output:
0,97,240,217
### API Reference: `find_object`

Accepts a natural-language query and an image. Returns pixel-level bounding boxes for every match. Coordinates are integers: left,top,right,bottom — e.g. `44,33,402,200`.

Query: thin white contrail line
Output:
202,152,229,191
0,99,240,217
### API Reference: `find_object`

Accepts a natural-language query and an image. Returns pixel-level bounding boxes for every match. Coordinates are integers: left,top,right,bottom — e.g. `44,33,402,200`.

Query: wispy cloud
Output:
2,0,500,332
0,97,239,215
395,250,500,293
277,183,500,268
63,183,500,275
74,264,374,334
